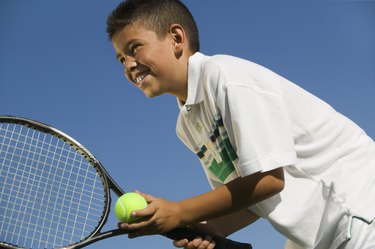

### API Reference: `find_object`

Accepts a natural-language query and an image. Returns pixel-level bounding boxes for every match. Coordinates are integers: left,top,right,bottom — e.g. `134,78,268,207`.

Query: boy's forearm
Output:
178,167,284,227
208,209,259,237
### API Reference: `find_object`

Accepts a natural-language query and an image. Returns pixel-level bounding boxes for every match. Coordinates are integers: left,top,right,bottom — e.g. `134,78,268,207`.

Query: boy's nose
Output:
124,56,137,72
123,57,137,80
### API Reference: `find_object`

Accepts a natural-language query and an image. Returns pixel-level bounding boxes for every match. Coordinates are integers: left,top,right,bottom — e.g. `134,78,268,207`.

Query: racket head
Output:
0,116,112,249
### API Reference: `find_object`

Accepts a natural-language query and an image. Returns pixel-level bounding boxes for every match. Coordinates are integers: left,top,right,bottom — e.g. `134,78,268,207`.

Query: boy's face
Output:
112,23,188,99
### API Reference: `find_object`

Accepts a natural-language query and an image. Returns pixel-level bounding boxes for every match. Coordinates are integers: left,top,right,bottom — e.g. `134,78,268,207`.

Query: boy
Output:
106,0,375,248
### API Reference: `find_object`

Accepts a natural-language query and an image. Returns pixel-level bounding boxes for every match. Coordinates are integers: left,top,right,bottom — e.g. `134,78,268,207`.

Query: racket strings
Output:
0,123,106,249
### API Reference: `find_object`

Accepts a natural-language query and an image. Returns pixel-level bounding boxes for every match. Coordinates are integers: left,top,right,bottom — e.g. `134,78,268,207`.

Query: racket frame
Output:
0,116,252,249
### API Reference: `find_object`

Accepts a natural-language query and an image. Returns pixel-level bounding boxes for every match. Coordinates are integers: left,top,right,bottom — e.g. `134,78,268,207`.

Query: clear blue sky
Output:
1,1,374,248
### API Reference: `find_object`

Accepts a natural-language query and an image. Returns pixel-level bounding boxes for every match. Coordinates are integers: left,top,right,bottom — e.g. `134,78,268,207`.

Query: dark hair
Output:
106,0,199,52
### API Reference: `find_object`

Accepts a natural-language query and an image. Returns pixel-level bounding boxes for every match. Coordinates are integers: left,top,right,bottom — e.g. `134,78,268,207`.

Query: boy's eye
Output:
118,57,125,65
129,43,141,54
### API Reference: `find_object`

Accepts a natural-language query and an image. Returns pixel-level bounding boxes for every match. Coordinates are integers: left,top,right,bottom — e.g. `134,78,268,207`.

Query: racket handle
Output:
163,227,252,249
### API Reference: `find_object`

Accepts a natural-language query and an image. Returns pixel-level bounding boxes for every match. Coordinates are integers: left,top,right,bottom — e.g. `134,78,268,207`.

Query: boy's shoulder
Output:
199,53,245,69
190,53,245,80
188,53,250,101
192,53,279,87
196,53,272,78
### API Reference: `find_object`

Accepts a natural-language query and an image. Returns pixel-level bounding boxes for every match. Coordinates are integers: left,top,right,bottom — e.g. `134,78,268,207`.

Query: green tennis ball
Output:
115,192,148,223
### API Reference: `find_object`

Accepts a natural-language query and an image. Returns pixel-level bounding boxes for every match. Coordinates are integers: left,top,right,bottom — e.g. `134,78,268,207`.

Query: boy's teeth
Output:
136,75,145,84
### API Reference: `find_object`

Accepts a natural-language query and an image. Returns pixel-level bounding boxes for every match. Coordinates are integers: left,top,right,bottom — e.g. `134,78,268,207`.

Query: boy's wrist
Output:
175,200,195,228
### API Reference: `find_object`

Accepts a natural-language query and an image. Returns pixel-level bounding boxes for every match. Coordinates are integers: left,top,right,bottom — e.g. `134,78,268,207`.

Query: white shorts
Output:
337,217,375,249
284,217,375,249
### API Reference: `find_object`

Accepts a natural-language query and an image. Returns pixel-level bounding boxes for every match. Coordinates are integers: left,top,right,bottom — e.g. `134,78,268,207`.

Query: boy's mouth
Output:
134,70,150,87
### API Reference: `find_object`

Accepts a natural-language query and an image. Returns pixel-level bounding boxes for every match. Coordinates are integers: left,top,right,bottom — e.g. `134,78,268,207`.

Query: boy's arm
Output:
208,208,259,237
173,209,259,248
120,167,284,237
179,167,283,226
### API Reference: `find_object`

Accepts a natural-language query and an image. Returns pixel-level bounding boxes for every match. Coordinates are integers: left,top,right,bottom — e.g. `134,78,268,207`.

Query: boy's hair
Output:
106,0,200,53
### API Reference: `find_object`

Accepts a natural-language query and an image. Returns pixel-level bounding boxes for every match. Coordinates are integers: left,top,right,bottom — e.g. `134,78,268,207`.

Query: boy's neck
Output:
171,52,193,103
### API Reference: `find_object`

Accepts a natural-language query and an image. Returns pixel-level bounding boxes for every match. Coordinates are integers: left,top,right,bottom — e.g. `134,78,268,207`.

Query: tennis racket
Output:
0,115,252,249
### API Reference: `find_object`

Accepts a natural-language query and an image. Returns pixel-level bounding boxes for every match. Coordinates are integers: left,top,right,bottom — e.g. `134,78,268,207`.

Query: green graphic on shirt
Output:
195,115,239,183
208,138,238,182
223,137,237,161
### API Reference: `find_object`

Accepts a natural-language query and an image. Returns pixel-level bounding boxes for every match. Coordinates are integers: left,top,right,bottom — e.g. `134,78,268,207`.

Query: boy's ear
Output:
169,24,186,54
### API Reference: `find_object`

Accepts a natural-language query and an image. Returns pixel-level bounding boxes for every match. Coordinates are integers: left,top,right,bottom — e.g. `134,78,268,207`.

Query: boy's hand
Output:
118,192,183,238
173,235,216,249
172,222,217,249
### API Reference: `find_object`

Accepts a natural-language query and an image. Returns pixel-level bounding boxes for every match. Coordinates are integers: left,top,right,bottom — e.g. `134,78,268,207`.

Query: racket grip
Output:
163,227,252,249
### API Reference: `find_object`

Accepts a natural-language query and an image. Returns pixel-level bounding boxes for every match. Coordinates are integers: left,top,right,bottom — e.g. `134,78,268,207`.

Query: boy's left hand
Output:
118,192,183,238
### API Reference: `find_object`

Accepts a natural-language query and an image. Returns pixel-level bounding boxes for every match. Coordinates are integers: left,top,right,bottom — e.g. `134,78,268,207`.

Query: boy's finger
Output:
139,192,159,203
198,236,215,249
131,204,156,217
132,190,158,203
172,239,189,248
119,219,148,231
187,236,203,248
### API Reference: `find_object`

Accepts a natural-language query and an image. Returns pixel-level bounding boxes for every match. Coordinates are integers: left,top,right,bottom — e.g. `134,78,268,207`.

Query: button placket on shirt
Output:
195,120,223,164
185,103,223,164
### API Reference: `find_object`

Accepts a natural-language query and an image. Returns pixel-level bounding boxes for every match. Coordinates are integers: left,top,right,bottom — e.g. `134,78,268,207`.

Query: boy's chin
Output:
142,89,162,98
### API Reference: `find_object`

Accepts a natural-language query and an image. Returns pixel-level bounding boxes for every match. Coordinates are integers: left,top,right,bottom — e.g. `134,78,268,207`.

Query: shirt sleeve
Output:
222,83,297,176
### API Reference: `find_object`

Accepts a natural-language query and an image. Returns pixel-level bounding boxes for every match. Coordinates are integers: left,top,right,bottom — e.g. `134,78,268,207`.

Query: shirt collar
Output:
177,52,208,110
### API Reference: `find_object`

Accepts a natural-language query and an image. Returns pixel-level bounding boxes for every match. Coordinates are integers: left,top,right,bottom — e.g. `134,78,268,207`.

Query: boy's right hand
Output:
173,235,216,249
172,222,218,249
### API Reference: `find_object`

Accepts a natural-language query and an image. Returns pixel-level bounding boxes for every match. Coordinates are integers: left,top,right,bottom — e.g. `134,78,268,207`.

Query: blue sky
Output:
1,1,374,248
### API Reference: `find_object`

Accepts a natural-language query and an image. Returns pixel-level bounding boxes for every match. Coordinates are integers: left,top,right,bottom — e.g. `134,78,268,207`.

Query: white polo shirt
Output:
176,52,375,248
